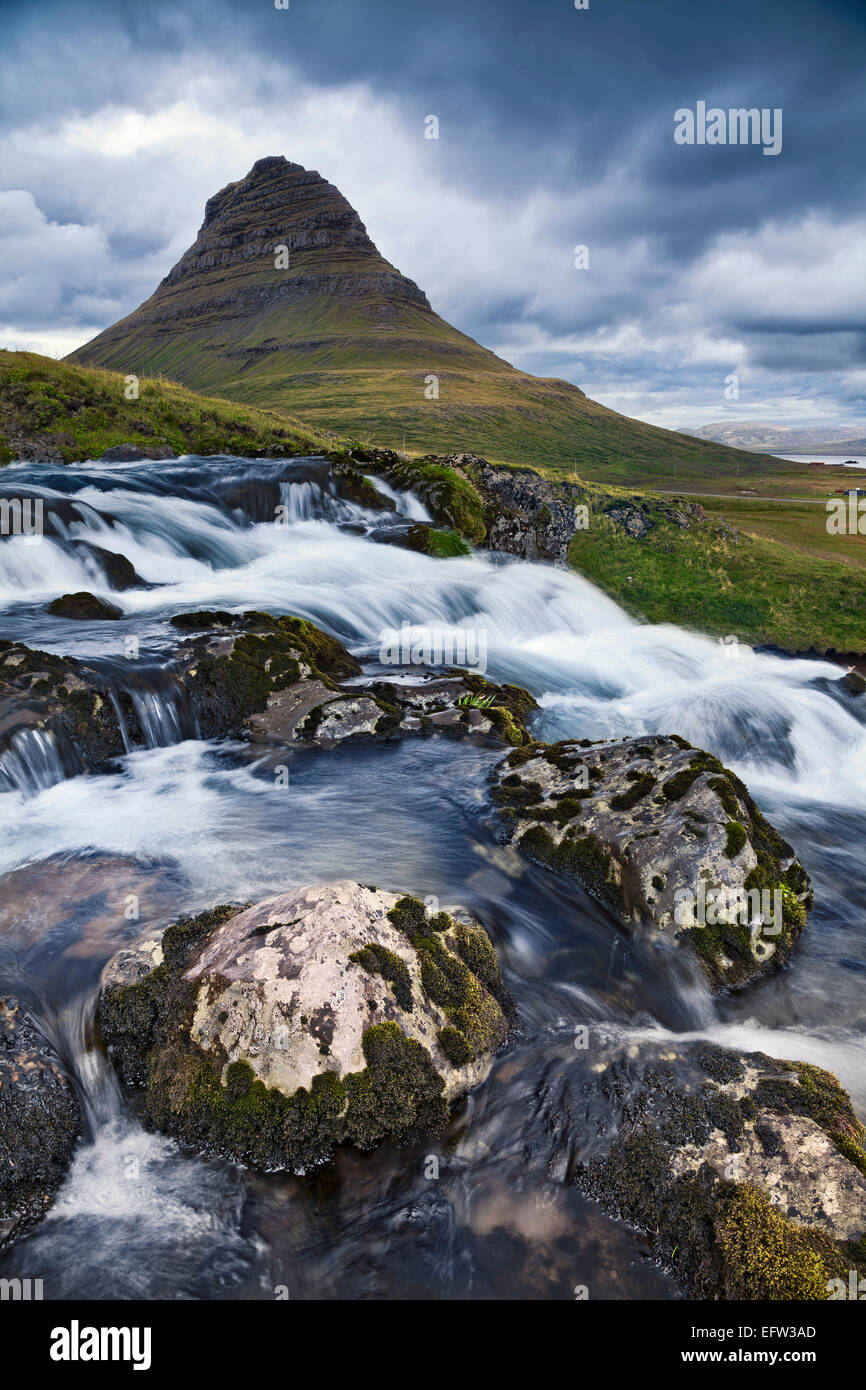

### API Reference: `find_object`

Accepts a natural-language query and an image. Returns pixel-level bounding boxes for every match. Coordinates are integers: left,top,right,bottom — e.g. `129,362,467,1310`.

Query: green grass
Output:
0,351,335,465
5,352,864,660
699,496,866,569
568,492,866,655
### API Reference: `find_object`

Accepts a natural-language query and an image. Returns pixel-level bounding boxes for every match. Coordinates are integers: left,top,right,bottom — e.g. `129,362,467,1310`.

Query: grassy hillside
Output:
0,351,334,464
5,350,863,660
69,155,773,477
569,489,866,658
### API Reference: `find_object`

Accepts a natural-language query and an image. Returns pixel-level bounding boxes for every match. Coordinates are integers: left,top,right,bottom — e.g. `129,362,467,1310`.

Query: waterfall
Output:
0,727,69,795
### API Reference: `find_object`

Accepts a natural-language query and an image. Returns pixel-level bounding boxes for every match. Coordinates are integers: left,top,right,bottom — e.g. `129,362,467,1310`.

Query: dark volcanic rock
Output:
48,591,123,621
491,733,812,990
0,997,83,1249
71,543,143,590
100,442,176,462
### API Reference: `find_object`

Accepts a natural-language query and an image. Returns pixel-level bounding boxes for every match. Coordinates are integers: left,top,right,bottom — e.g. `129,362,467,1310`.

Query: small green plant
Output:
457,692,495,709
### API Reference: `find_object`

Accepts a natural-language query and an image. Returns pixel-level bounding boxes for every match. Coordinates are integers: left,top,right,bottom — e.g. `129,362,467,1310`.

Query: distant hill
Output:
69,155,767,476
683,420,863,453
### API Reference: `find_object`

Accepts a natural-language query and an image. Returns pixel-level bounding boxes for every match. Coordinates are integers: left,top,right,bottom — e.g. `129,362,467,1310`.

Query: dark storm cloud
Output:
1,0,864,426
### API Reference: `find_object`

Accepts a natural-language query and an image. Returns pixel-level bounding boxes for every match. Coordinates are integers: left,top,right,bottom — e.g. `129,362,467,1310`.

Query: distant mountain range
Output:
70,155,766,475
683,421,866,455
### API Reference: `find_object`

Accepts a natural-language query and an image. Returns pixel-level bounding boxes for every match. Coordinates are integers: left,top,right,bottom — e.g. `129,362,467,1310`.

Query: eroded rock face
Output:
570,1038,866,1300
0,998,83,1249
491,733,812,990
99,883,516,1171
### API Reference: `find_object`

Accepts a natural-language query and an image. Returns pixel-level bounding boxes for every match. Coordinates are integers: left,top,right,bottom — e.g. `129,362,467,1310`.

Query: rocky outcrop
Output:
171,609,537,748
360,450,590,563
99,882,516,1170
0,998,83,1249
459,454,591,564
100,442,176,462
0,614,537,789
0,639,130,777
491,733,812,990
569,1037,866,1299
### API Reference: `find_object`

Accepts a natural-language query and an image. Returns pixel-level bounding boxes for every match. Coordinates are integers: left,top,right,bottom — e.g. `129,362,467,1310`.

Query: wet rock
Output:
0,639,128,775
0,853,183,963
47,591,123,621
170,609,537,749
376,523,471,558
840,669,866,696
170,609,361,741
329,459,396,512
0,997,83,1249
491,733,812,990
99,882,516,1171
71,542,143,590
572,1038,866,1300
100,442,176,462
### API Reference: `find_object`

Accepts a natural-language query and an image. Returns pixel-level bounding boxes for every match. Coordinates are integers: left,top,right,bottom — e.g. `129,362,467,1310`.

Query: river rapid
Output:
0,454,863,1300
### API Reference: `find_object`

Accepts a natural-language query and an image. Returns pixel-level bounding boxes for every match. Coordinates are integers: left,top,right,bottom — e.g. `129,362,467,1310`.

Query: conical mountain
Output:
71,156,761,474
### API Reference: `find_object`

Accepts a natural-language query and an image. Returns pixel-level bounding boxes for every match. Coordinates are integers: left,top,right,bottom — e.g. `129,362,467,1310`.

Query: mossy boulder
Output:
363,456,487,544
491,733,811,991
47,591,123,621
0,997,83,1249
170,609,361,740
98,881,516,1171
573,1038,866,1299
0,639,129,775
170,610,537,749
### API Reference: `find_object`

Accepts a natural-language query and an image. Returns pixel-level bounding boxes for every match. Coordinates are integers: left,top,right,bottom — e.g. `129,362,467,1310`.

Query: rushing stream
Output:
0,455,864,1300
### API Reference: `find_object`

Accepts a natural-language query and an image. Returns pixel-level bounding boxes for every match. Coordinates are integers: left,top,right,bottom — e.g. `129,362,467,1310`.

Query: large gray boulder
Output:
99,881,516,1171
491,733,812,990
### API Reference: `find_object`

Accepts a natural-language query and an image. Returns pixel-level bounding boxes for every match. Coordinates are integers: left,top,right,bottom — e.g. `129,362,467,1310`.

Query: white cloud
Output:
1,52,863,430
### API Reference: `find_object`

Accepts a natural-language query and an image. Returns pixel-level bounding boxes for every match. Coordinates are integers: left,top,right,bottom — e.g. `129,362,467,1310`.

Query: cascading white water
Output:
2,455,865,805
277,478,371,524
1,454,864,1302
0,726,68,795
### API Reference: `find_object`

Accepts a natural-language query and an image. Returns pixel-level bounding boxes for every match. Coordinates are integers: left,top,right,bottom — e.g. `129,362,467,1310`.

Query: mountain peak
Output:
71,158,736,470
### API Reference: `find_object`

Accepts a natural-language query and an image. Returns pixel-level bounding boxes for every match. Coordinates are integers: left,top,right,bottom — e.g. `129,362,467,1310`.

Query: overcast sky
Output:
2,0,864,430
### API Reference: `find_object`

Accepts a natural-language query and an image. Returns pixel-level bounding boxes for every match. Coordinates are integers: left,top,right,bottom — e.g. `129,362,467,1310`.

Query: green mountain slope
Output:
69,156,770,476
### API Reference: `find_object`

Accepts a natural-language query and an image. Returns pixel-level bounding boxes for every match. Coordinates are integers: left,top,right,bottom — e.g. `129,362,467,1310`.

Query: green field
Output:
568,491,866,657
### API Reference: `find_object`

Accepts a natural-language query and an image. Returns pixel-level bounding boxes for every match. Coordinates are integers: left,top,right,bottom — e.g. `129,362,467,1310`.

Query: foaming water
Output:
1,454,864,1300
